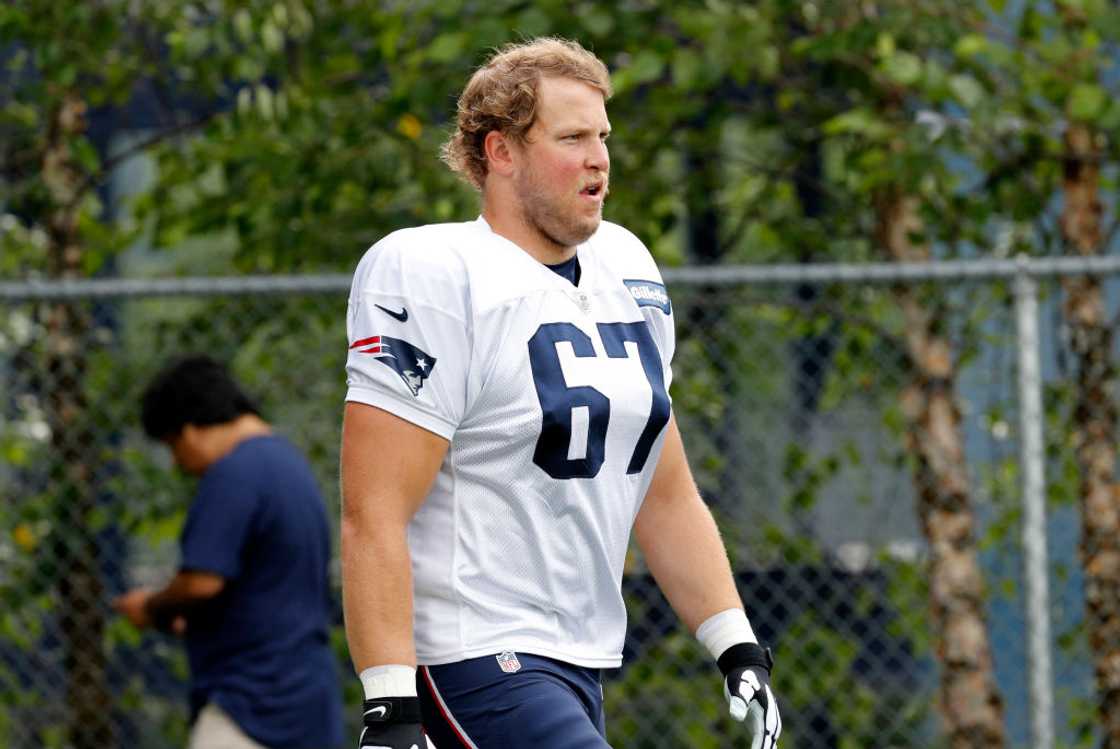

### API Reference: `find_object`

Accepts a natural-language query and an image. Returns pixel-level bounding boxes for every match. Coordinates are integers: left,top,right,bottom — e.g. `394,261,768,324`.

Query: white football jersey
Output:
345,217,675,668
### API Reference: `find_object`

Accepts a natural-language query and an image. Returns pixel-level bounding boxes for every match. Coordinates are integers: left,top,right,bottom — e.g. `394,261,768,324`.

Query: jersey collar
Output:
474,216,597,292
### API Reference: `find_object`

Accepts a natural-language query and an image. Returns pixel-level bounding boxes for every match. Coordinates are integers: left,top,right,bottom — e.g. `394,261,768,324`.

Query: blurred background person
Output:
115,354,344,749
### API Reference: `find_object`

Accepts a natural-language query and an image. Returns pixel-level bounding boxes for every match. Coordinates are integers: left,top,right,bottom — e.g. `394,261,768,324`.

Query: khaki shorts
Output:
188,703,268,749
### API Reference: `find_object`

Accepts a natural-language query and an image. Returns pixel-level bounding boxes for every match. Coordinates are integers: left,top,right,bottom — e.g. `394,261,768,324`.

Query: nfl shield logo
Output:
496,651,522,674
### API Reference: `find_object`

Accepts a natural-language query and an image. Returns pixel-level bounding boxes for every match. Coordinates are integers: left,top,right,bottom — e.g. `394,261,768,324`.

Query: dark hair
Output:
140,355,261,440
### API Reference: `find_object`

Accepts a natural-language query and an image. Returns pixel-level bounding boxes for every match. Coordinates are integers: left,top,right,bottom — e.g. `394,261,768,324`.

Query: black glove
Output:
358,696,431,749
719,643,782,749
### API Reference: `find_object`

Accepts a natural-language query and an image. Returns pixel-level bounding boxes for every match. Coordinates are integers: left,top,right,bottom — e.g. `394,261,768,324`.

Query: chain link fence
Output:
1,258,1117,748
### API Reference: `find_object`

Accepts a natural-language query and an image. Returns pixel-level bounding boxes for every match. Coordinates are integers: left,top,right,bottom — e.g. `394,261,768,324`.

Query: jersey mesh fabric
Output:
346,218,674,668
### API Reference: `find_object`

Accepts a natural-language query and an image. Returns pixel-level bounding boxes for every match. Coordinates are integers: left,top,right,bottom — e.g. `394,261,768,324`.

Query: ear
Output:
483,130,517,178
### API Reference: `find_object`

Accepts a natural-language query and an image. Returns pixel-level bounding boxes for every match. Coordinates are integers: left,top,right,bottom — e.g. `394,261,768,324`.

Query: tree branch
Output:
68,109,219,209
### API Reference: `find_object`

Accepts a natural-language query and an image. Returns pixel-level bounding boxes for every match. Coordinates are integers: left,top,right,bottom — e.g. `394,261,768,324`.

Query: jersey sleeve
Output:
180,462,258,579
345,230,471,440
606,223,676,393
642,273,675,393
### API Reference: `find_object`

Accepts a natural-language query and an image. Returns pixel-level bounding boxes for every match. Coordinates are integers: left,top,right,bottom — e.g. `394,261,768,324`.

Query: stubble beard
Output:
516,169,604,251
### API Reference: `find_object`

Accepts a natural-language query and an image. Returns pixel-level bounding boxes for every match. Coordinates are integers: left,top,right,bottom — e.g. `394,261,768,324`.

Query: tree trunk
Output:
1060,122,1120,746
876,190,1006,748
42,91,113,749
682,127,748,514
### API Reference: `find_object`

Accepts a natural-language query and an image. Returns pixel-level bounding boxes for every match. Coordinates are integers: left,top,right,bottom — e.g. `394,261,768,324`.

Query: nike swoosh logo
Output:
364,705,388,719
375,304,408,322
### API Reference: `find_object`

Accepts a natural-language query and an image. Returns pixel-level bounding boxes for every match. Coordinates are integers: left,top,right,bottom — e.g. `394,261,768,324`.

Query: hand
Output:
112,589,187,634
719,644,782,749
112,588,153,629
358,697,433,749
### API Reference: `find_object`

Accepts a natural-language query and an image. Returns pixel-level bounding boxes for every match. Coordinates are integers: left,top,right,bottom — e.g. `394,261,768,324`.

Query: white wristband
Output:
359,664,417,699
695,608,758,661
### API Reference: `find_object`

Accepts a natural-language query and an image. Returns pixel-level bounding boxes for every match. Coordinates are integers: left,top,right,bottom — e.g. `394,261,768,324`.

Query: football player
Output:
340,37,781,749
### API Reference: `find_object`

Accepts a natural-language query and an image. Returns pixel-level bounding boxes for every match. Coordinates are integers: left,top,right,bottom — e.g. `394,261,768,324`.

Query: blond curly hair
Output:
441,38,612,191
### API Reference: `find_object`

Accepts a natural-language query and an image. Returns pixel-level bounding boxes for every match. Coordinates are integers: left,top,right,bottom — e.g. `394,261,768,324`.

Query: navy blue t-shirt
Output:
180,434,343,749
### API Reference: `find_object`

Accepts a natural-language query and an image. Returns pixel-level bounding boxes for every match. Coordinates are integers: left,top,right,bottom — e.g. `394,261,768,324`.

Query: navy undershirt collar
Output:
546,255,582,287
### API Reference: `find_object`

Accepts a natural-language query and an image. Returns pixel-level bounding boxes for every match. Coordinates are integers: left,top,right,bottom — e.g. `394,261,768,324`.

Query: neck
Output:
482,198,577,266
201,414,272,467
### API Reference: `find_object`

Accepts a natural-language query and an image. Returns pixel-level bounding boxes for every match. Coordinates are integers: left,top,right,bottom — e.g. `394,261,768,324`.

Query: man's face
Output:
165,426,208,476
512,76,610,249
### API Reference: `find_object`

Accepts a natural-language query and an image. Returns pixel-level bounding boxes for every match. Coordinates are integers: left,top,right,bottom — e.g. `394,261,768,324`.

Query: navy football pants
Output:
417,653,611,748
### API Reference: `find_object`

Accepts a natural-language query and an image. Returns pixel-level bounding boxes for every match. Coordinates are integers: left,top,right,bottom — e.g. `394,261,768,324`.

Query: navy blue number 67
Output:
528,321,670,479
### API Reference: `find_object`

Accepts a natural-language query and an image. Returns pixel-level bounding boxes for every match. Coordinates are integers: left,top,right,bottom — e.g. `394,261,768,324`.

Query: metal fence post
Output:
1014,254,1054,749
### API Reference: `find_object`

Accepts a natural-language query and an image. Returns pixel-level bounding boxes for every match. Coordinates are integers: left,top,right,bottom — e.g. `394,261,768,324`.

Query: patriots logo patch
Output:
349,335,436,397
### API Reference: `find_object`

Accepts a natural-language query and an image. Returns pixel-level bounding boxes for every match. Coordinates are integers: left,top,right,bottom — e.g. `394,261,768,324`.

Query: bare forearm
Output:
153,572,223,624
113,571,223,632
339,402,448,674
636,494,742,633
145,587,208,631
341,515,417,670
